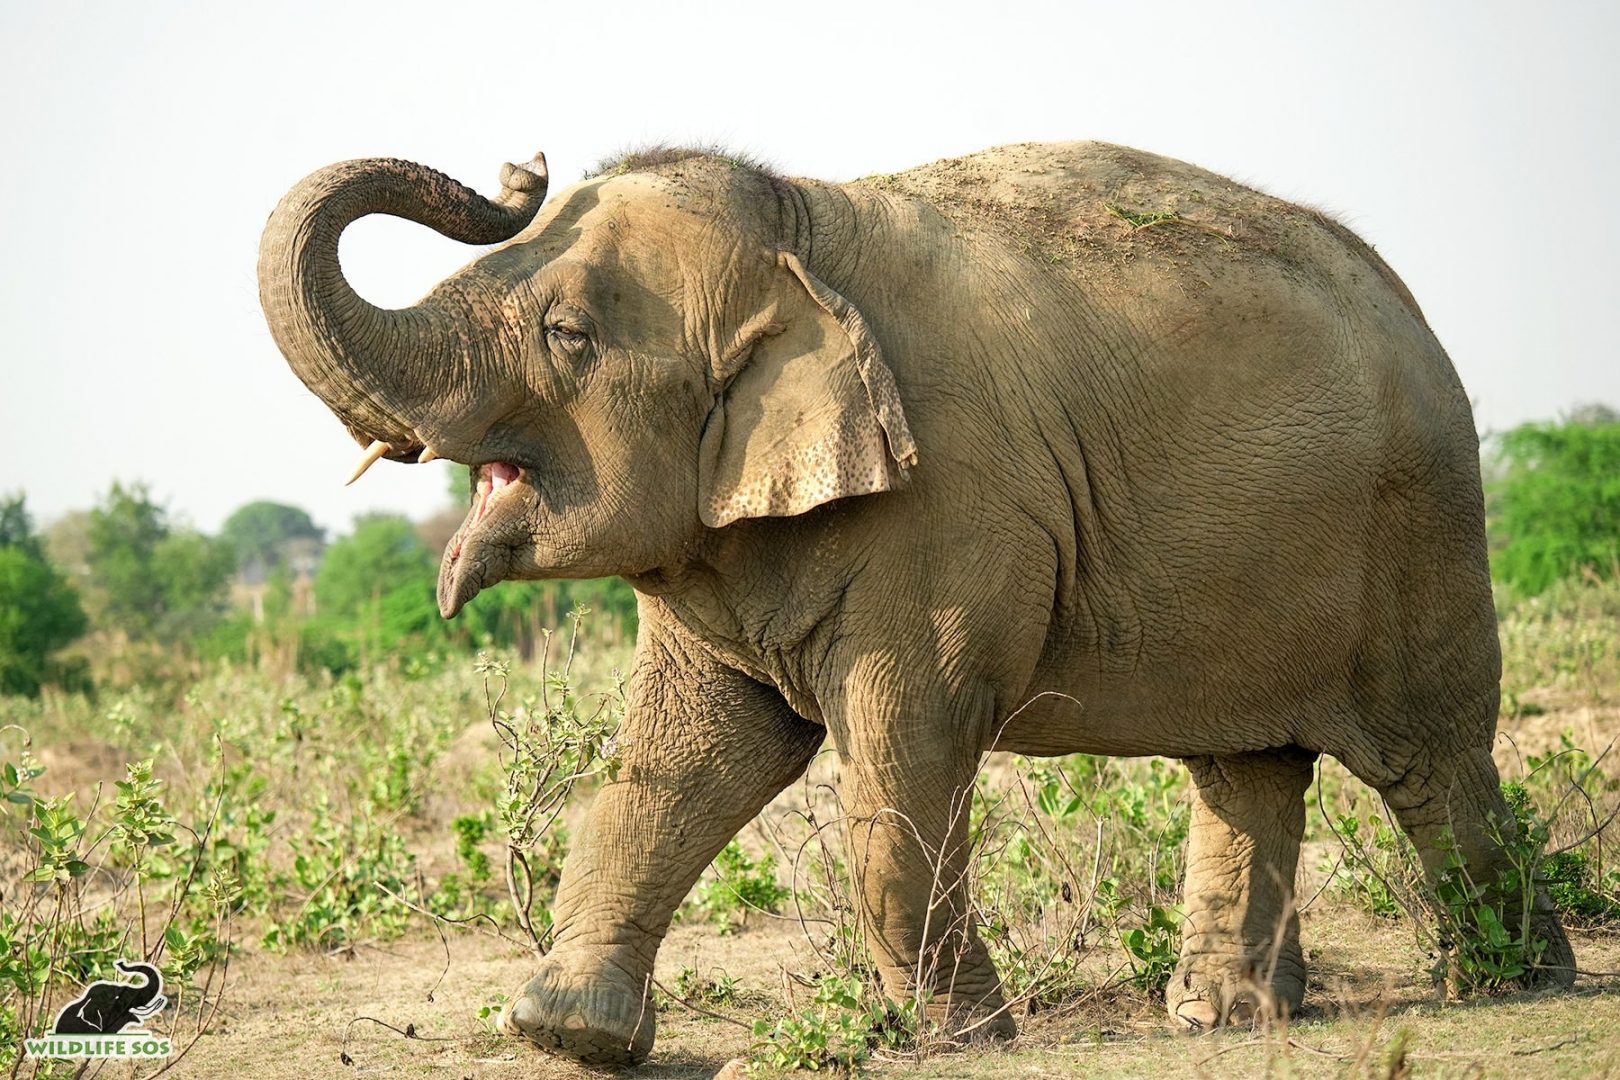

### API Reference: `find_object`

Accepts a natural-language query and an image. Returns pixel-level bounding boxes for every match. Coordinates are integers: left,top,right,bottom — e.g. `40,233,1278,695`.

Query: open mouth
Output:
439,460,528,618
453,461,524,559
338,435,529,618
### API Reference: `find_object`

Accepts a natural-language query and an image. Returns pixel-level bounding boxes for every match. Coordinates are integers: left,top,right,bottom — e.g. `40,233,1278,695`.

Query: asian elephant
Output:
259,140,1576,1065
52,960,165,1034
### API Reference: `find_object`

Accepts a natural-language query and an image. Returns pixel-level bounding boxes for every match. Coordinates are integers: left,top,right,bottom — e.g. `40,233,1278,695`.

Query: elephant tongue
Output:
445,461,522,568
489,461,519,491
466,461,521,529
439,460,521,618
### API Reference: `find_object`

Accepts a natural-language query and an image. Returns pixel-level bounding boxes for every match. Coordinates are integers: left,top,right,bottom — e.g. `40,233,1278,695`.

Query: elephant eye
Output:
544,322,589,351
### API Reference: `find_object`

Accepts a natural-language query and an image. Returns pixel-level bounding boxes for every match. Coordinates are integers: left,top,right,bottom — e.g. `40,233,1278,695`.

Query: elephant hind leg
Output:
1170,746,1316,1029
1367,746,1576,988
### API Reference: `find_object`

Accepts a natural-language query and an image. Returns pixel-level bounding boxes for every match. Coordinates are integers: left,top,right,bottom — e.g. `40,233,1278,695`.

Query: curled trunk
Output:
113,960,163,1007
257,154,547,448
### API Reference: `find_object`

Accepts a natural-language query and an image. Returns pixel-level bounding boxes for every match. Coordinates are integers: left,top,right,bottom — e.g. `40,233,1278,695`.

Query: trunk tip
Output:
501,153,548,194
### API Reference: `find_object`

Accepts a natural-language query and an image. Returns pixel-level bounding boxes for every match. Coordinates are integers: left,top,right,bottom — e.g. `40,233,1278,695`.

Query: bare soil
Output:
162,914,1620,1078
25,685,1620,1078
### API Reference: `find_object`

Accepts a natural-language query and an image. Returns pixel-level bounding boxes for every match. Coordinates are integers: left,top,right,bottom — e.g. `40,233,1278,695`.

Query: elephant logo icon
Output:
26,959,172,1060
50,960,167,1035
20,958,178,1065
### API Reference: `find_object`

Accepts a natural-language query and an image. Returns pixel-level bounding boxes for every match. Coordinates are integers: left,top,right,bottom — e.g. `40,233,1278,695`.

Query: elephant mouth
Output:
438,461,530,618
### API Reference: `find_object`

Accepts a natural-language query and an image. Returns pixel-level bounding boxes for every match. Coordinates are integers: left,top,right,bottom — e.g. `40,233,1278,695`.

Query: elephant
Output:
52,960,165,1034
258,139,1576,1065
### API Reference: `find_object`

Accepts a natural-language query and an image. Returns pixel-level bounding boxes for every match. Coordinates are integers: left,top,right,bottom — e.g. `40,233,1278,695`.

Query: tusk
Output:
417,446,438,464
345,440,391,486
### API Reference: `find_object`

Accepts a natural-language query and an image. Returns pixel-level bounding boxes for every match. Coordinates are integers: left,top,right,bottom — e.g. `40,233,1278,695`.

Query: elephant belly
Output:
988,665,1348,759
987,583,1365,760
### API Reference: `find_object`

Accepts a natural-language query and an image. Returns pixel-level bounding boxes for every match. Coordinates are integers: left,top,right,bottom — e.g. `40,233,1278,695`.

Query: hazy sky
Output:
2,1,1616,537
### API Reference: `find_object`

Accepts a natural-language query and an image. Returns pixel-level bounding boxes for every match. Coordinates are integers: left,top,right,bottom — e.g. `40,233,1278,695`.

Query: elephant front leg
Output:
501,630,823,1065
1169,747,1316,1028
837,733,1017,1041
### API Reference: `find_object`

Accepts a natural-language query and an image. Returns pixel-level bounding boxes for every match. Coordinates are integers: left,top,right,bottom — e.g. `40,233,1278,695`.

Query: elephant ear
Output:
698,252,917,528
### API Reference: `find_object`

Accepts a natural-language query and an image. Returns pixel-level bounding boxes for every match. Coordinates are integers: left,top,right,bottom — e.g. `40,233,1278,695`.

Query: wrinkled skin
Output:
259,141,1576,1064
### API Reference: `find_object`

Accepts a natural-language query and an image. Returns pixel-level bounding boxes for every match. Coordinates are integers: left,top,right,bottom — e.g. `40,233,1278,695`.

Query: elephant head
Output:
258,150,916,615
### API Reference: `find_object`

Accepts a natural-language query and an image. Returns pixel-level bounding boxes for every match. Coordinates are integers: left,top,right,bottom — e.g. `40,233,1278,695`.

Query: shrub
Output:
1488,410,1620,599
0,495,89,697
747,974,923,1074
260,797,415,951
695,839,790,934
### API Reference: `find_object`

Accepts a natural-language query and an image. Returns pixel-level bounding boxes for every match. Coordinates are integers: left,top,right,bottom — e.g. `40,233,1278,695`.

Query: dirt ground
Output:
161,702,1620,1078
19,685,1620,1078
155,907,1620,1079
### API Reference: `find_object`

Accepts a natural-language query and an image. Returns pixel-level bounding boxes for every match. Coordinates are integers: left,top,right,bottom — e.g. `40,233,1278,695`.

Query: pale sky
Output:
2,0,1616,537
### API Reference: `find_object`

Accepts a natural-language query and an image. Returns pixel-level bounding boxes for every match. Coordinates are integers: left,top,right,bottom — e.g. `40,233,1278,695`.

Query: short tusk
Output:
417,446,438,464
345,439,391,486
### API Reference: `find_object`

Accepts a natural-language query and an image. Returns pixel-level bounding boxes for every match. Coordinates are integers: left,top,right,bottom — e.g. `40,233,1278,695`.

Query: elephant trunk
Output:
257,153,548,451
113,960,162,1007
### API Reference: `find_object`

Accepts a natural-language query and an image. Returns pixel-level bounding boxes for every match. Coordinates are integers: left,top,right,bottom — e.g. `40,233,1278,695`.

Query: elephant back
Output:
861,141,1374,305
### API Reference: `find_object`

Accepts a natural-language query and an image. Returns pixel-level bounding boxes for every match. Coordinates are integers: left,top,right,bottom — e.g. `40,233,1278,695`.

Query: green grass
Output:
1103,201,1185,230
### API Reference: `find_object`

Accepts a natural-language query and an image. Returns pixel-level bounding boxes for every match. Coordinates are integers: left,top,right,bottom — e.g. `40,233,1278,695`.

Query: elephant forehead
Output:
517,173,739,245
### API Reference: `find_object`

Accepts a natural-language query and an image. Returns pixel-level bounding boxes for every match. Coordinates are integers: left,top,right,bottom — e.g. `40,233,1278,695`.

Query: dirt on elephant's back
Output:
859,140,1338,290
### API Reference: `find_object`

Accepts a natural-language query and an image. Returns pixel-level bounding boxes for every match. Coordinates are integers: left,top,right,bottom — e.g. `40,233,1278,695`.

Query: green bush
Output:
87,482,235,644
1488,410,1620,599
694,839,790,934
1431,804,1547,993
297,618,359,675
0,496,89,697
0,734,235,1070
315,514,436,620
748,974,922,1074
261,796,416,951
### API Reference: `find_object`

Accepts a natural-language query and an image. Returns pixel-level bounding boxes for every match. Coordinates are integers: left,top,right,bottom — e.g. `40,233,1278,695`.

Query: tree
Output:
315,514,437,620
88,483,167,637
87,483,234,642
220,501,324,575
0,495,89,696
151,531,239,641
0,496,44,559
1487,407,1620,597
43,510,93,586
311,514,442,662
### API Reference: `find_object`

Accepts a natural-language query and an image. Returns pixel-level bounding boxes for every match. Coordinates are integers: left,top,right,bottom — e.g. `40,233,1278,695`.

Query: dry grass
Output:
4,584,1620,1077
117,913,1620,1078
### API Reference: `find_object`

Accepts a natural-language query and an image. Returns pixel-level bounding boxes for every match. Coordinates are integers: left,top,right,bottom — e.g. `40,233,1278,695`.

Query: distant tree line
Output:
0,477,636,696
2,405,1615,697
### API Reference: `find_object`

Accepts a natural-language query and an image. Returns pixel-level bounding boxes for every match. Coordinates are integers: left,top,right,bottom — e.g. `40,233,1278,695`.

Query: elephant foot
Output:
932,994,1018,1044
1443,905,1576,994
897,973,1017,1045
1167,944,1305,1030
1526,908,1577,988
500,949,655,1066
